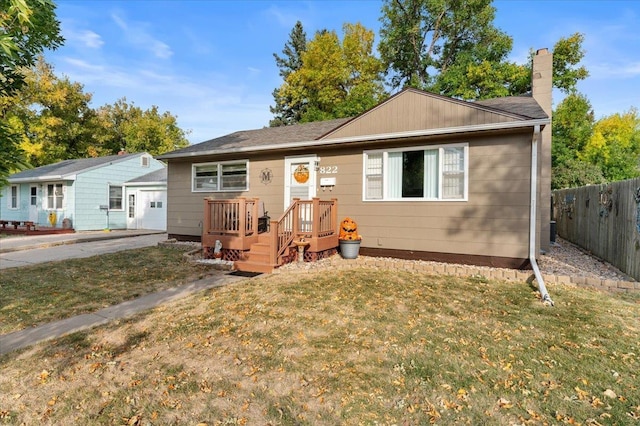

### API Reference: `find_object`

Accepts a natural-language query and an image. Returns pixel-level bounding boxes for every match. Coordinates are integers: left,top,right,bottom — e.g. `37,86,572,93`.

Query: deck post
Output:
312,197,320,239
269,219,278,265
331,198,338,236
203,198,212,239
292,198,300,238
238,197,246,236
251,198,259,236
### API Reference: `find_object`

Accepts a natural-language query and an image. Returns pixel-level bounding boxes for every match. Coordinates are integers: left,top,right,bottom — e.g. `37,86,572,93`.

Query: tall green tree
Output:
580,109,640,182
278,23,386,123
378,0,516,98
5,58,100,166
378,1,589,101
270,21,307,127
0,0,63,186
95,98,190,156
551,92,602,189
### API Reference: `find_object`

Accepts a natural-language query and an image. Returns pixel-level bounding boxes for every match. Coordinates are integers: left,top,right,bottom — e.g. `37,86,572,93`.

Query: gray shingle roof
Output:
9,153,142,181
158,118,352,157
475,95,548,119
125,168,167,184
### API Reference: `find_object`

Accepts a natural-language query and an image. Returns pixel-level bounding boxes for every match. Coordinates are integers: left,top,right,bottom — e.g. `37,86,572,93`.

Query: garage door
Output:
137,190,167,230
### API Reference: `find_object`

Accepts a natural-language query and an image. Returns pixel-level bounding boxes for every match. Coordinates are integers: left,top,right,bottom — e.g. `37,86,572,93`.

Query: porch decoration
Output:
48,211,57,227
339,217,362,259
293,164,310,184
294,239,310,263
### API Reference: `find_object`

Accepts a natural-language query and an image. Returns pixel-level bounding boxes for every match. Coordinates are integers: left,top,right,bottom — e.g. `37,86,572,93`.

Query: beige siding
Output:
167,131,533,260
313,132,532,260
167,155,285,237
324,90,519,140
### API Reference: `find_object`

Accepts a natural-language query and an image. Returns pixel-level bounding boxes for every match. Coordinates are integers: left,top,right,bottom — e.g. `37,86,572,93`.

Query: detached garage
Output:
124,168,167,231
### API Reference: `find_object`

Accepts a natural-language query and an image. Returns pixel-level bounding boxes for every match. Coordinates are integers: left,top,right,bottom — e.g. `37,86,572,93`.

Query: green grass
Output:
0,267,638,424
0,246,214,334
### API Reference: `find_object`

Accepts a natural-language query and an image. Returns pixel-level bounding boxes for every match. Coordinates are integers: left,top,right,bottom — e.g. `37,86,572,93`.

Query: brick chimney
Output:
532,48,553,252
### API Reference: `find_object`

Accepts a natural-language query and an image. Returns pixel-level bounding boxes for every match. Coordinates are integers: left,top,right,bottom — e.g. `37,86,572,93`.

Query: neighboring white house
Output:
1,152,166,231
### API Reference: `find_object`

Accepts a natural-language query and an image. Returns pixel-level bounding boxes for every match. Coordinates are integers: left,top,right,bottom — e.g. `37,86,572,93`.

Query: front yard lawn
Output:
1,267,638,424
0,246,214,335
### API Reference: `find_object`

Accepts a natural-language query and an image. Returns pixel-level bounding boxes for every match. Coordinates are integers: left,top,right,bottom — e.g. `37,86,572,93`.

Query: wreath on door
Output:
293,164,310,184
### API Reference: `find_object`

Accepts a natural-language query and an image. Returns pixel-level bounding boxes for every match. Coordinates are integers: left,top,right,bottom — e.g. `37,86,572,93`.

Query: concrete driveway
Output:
0,231,168,269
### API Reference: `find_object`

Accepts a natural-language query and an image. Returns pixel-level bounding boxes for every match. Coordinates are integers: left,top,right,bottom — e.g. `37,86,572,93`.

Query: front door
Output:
284,155,317,209
127,193,136,229
29,185,38,222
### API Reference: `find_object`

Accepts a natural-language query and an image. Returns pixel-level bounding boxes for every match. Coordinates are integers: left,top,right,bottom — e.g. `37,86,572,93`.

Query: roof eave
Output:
8,175,76,183
123,181,166,187
158,118,550,160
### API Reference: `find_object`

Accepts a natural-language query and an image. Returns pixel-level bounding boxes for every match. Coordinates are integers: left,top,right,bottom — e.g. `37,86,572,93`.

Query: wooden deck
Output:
202,197,339,273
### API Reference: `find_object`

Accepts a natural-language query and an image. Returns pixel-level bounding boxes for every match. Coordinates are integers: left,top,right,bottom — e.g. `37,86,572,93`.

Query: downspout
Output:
530,125,554,306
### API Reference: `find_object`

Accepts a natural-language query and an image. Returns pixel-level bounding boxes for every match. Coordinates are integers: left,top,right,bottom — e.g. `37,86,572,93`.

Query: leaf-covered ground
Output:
0,246,214,335
1,269,638,425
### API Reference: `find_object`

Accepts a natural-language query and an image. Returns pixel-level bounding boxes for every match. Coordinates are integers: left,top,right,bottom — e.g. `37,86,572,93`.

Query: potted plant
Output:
338,217,362,259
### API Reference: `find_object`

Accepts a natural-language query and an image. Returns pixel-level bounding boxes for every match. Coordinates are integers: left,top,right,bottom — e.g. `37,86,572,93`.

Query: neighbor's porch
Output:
202,197,339,273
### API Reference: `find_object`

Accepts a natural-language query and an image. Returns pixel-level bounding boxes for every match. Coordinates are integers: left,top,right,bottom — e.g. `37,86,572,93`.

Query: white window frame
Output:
141,155,150,167
109,185,124,211
9,185,19,209
363,143,469,202
192,160,249,192
46,183,64,209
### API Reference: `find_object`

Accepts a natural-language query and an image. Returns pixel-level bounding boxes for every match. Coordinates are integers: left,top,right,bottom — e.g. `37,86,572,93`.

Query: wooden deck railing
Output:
203,197,338,265
202,197,260,250
270,197,338,265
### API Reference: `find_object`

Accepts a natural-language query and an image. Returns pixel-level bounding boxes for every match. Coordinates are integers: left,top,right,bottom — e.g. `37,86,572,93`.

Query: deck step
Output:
233,236,277,273
235,260,275,274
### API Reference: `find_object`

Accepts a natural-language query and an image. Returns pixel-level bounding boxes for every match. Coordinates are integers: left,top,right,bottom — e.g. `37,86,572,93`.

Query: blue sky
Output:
46,0,640,144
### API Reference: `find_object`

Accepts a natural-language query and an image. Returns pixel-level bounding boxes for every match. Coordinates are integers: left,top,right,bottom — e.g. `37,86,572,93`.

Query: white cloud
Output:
62,26,104,49
111,12,173,59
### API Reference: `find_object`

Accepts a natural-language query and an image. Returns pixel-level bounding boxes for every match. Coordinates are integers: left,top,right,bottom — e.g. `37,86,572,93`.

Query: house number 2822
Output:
319,166,338,174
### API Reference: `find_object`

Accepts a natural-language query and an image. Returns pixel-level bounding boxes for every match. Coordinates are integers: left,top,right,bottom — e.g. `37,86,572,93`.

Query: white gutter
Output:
158,118,550,159
530,124,554,306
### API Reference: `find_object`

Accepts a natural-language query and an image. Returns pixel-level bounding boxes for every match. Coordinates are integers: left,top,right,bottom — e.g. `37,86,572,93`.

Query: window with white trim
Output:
47,183,63,209
363,143,468,201
192,160,248,192
9,185,19,209
109,185,124,210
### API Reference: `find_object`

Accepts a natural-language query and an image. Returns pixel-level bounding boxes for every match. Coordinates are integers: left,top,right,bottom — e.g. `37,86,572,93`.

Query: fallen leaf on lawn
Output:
603,389,617,399
497,398,513,409
39,370,49,384
574,386,589,400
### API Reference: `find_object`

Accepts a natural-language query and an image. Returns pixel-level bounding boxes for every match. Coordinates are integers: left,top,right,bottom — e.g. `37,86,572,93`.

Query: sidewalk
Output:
0,229,166,254
0,272,247,356
0,229,251,356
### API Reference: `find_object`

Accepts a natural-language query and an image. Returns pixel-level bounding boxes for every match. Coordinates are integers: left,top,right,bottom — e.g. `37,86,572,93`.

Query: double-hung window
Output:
47,183,64,209
363,143,468,201
109,185,123,210
9,185,19,209
192,160,248,192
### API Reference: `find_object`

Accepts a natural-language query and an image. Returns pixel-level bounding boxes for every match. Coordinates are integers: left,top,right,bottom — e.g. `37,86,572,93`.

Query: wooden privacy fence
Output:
552,177,640,282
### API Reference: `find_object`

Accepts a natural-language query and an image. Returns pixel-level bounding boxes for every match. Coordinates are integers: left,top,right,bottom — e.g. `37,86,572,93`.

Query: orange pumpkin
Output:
339,217,361,240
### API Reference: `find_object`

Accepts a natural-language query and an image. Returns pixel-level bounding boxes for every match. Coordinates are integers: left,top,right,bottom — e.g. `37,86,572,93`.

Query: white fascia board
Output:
9,175,76,183
123,181,166,187
159,118,550,160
